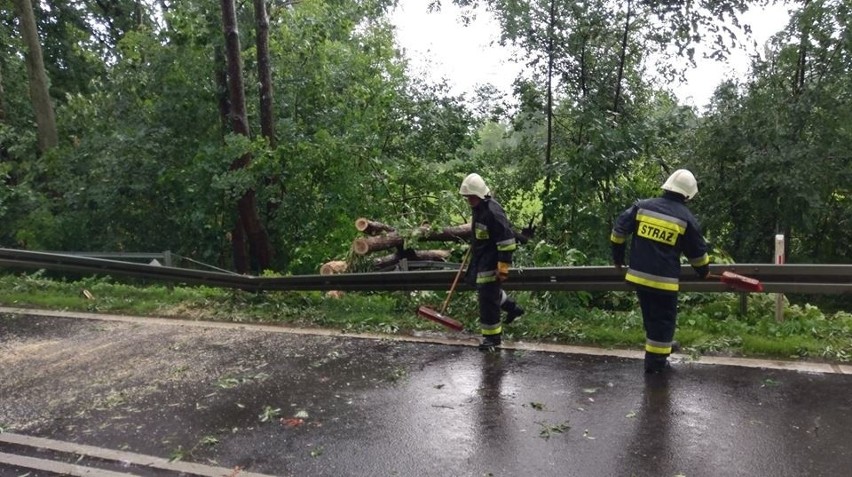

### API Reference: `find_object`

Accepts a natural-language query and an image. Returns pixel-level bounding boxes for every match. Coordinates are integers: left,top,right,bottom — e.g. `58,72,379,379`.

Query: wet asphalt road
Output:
1,310,851,477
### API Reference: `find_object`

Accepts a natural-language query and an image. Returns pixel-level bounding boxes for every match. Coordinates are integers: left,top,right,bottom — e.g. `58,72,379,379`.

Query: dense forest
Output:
0,0,848,275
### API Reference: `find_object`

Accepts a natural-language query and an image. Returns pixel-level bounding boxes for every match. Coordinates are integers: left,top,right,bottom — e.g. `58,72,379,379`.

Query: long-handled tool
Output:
709,271,764,293
416,248,471,331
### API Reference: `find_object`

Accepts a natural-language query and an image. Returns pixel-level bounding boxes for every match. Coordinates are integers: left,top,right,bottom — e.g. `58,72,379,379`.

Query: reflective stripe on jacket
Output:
610,192,710,293
466,198,516,285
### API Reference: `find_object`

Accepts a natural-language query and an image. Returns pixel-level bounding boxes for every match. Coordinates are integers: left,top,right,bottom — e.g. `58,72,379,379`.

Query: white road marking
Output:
0,432,276,477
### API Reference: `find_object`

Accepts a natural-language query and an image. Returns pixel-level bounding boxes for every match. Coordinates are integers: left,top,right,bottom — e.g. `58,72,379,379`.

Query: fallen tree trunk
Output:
352,224,471,255
372,249,452,270
354,218,395,236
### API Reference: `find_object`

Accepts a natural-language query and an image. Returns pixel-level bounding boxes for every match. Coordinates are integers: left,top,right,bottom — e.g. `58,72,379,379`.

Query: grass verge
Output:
0,271,849,363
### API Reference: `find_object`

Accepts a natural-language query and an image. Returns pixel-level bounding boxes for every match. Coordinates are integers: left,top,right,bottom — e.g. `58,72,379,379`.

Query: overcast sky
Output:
390,1,792,109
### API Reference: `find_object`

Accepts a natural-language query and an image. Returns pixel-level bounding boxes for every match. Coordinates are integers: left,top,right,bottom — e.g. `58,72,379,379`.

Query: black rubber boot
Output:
644,352,671,374
478,335,502,351
502,302,525,325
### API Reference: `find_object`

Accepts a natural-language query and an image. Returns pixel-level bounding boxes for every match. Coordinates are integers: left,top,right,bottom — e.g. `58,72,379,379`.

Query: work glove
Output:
497,262,510,282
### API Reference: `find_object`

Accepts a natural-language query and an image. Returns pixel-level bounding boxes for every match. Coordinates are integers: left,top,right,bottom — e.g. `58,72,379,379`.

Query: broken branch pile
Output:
320,218,470,275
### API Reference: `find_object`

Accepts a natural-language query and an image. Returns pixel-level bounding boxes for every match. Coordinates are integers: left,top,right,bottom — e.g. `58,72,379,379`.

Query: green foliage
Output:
0,0,847,276
689,0,851,263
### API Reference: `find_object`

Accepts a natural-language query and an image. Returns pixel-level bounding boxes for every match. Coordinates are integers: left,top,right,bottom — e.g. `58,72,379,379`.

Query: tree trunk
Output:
543,0,556,228
231,215,249,274
253,0,275,147
794,0,811,96
13,0,58,154
355,217,396,235
352,224,471,255
253,0,282,233
613,0,632,113
221,0,272,272
0,61,6,122
214,45,230,138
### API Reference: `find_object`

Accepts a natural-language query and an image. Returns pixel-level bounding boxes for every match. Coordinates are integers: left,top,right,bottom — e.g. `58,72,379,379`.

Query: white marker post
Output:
775,234,785,322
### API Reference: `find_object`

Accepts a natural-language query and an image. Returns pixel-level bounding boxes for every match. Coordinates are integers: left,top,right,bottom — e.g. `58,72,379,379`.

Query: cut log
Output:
320,260,348,299
352,224,471,255
320,260,348,275
353,234,402,255
372,249,452,270
354,218,396,235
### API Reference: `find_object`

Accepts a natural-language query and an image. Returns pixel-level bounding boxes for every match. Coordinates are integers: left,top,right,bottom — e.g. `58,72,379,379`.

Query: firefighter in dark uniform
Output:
460,173,525,351
610,169,711,373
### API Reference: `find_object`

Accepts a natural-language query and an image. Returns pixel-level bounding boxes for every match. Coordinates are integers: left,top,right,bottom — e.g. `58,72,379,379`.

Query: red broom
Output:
709,271,764,293
416,249,471,331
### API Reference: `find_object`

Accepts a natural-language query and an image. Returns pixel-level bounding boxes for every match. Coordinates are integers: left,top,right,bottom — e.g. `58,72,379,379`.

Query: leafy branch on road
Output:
536,420,570,440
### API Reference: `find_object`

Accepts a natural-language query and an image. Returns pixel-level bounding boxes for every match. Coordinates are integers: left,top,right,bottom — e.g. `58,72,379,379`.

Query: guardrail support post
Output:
163,250,173,268
739,293,748,316
774,234,785,322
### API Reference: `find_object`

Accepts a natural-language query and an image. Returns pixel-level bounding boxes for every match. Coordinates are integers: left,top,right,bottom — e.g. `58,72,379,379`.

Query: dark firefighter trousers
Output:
477,282,520,337
637,288,679,371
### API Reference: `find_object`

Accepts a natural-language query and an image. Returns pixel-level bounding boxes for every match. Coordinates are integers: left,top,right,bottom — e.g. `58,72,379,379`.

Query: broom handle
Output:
440,247,472,314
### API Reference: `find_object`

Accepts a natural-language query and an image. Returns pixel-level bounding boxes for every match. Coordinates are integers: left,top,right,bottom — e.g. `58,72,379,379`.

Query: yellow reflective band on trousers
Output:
625,269,679,292
646,343,672,354
481,324,502,336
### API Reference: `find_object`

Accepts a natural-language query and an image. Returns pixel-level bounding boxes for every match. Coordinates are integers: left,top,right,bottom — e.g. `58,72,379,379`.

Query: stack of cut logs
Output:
320,217,471,276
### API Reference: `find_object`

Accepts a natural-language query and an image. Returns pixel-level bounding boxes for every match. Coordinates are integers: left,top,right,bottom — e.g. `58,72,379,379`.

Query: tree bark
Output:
355,217,396,235
253,0,275,147
221,0,272,272
214,45,230,139
231,215,249,274
13,0,58,154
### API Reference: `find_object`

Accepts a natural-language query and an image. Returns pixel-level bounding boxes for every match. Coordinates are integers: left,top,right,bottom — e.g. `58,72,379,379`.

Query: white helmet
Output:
662,169,698,200
459,173,490,199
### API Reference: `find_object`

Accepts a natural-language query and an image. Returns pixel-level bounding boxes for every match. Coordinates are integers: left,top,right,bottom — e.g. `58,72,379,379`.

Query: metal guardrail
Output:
0,248,848,294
